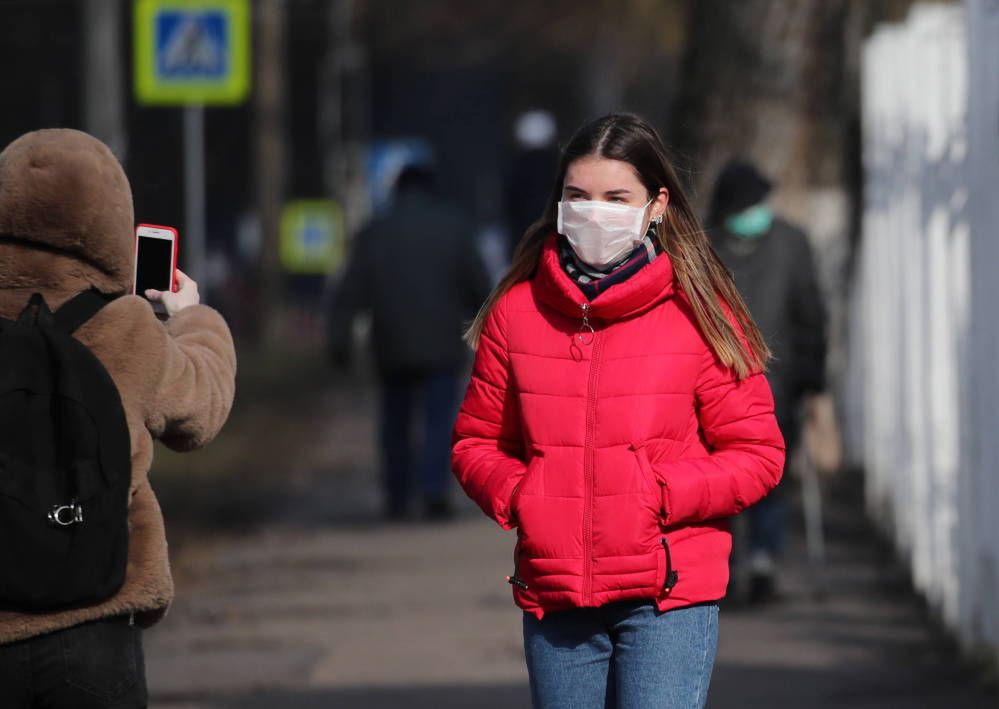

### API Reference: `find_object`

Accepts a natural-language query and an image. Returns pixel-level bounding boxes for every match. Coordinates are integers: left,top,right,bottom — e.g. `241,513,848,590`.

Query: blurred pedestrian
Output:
506,110,560,260
329,164,492,521
452,114,785,709
0,129,236,708
707,160,830,605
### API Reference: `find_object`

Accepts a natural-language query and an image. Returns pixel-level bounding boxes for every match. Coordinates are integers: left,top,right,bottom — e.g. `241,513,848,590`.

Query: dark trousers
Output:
0,615,147,708
746,463,789,555
746,409,802,557
378,367,460,514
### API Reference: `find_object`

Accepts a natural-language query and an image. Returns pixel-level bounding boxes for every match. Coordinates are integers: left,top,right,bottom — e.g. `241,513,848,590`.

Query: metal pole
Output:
799,444,827,600
183,105,206,284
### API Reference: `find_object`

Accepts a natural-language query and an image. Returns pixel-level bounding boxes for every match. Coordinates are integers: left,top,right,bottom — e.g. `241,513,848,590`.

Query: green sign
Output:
134,0,250,106
280,201,346,275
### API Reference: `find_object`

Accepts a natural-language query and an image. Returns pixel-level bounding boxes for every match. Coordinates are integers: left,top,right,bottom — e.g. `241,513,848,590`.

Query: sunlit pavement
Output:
146,389,995,708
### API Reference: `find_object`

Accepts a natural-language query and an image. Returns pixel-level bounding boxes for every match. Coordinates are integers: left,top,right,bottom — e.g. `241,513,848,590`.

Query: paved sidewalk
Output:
146,386,996,708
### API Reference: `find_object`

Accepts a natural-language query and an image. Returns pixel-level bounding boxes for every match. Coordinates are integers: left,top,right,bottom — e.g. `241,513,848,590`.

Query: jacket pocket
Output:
510,449,545,521
630,443,665,522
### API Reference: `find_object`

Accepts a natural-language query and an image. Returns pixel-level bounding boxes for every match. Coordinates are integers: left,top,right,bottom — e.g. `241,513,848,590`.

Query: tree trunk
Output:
672,0,858,208
253,0,287,344
83,0,126,159
671,0,865,383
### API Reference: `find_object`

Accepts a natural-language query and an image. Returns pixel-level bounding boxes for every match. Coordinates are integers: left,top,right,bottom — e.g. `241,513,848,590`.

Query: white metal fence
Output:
846,0,999,663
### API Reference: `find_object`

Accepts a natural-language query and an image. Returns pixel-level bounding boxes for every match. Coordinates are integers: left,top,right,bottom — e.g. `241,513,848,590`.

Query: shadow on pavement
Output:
708,660,994,709
174,682,531,709
156,657,990,709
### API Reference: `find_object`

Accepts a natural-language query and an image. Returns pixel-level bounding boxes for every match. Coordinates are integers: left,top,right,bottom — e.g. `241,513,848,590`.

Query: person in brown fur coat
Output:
0,129,236,707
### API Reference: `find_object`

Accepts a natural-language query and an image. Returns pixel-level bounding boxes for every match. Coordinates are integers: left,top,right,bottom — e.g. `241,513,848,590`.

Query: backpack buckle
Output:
48,501,84,527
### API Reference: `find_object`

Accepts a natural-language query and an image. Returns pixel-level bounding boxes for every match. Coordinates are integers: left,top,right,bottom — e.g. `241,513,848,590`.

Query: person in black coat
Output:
329,165,493,520
506,110,560,259
708,160,829,603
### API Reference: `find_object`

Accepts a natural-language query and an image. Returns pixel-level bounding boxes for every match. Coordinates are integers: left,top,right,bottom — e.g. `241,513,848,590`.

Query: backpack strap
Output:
53,289,117,334
17,293,55,328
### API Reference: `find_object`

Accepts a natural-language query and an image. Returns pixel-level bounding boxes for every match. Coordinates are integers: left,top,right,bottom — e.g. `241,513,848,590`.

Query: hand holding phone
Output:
133,223,199,317
133,224,179,316
145,268,200,318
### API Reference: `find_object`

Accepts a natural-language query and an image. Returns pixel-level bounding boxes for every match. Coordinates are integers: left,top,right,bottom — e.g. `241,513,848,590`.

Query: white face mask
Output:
557,198,653,269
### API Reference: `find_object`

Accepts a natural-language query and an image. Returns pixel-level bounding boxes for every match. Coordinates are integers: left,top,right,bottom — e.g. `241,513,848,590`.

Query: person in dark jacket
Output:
506,110,560,259
708,160,829,604
329,164,492,521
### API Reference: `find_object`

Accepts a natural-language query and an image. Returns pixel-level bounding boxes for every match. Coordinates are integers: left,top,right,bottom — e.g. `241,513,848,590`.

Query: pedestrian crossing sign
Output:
134,0,250,106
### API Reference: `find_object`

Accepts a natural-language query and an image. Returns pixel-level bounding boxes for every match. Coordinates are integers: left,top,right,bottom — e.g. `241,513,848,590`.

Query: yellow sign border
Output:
280,200,346,275
134,0,250,106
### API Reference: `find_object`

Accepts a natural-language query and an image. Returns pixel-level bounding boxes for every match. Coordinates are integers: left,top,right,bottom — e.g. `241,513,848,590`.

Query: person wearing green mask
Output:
708,160,829,606
726,202,774,239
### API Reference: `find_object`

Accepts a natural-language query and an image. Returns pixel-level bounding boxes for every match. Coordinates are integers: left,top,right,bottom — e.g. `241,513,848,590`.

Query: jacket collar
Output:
531,233,676,321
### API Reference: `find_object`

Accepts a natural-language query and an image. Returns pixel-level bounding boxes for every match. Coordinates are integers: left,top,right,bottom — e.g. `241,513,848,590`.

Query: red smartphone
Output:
132,224,179,314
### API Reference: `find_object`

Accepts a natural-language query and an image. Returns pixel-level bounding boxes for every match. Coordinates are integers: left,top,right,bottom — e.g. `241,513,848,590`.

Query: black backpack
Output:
0,290,130,612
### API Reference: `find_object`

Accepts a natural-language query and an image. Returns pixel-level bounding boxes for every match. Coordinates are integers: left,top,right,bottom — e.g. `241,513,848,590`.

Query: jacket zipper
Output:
578,302,596,345
660,537,679,594
507,543,529,590
582,302,603,605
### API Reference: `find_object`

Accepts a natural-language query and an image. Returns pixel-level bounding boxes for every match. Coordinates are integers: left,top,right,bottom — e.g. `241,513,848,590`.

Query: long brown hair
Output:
466,113,770,379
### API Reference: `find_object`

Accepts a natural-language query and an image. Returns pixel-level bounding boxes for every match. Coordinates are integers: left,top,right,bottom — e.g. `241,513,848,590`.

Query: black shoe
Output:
747,572,784,605
722,576,746,608
424,497,455,521
384,501,409,522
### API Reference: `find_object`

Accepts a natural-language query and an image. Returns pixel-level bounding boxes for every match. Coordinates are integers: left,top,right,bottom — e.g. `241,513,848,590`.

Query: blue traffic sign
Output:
134,0,250,106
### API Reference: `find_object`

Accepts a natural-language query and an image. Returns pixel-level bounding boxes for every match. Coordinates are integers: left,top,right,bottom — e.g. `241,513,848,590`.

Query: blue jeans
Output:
379,368,460,513
523,600,719,709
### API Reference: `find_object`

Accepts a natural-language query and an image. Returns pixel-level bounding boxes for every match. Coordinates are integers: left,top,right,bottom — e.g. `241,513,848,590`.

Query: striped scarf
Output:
558,227,662,300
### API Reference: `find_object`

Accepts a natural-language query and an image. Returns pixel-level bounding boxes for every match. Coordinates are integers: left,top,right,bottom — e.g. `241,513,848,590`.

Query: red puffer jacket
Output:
452,234,785,619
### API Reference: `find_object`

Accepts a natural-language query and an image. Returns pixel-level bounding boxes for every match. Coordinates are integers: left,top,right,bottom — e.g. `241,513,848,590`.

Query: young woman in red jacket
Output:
452,114,785,708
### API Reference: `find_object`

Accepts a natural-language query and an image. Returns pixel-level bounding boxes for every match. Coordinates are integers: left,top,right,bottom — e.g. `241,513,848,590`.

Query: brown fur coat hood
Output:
0,129,236,644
